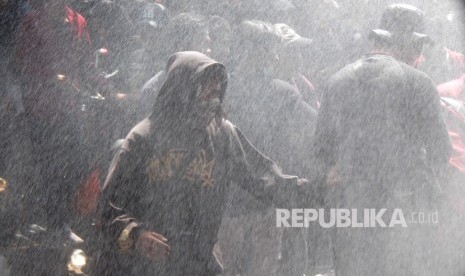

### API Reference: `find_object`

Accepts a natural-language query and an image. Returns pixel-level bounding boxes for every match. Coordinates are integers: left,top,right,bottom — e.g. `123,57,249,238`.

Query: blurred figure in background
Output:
0,0,24,118
419,15,465,84
127,0,170,75
219,20,282,276
136,12,210,121
274,23,319,109
220,20,316,276
87,0,141,93
273,22,336,275
435,75,465,274
14,0,92,229
207,15,232,67
125,0,170,31
0,0,27,246
87,0,147,140
292,0,345,91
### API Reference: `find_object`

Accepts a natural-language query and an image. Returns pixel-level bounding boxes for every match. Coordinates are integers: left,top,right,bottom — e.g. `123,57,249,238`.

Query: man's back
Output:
310,53,452,276
314,5,453,275
314,54,450,192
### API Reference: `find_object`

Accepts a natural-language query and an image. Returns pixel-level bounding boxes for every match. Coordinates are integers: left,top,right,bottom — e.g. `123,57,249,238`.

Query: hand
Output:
136,231,171,262
327,168,343,187
114,92,128,100
297,178,308,186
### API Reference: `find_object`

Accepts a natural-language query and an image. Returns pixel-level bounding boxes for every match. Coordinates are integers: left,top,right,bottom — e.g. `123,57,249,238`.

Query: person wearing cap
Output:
274,23,319,110
308,4,451,275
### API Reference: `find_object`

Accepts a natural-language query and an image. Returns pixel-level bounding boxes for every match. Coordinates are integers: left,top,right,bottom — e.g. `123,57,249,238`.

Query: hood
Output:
151,51,228,126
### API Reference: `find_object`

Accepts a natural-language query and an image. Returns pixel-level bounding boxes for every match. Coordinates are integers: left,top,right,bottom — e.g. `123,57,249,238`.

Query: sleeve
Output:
227,124,310,208
302,78,342,207
98,144,146,254
413,76,452,171
307,79,340,187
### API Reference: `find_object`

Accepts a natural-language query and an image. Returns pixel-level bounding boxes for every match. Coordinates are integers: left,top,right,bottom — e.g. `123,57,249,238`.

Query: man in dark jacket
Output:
96,51,309,276
310,4,452,275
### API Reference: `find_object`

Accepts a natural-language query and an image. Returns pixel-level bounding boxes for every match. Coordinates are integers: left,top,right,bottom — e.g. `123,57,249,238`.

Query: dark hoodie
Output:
97,51,308,276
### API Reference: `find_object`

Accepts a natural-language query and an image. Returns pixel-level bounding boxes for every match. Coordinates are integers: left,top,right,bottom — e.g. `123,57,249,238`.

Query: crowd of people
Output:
1,0,465,275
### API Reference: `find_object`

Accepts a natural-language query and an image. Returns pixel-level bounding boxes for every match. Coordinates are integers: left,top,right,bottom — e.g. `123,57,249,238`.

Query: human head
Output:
87,0,135,49
131,1,170,43
369,4,433,65
233,20,281,77
274,23,313,78
159,13,210,59
153,51,228,129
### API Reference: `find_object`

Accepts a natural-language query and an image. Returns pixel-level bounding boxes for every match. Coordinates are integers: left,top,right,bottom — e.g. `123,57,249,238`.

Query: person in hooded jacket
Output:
95,51,310,276
309,4,452,275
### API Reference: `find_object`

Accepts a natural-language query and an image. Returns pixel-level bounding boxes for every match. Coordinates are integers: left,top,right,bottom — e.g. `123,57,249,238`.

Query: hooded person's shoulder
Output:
207,119,249,146
121,118,152,153
207,119,235,137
